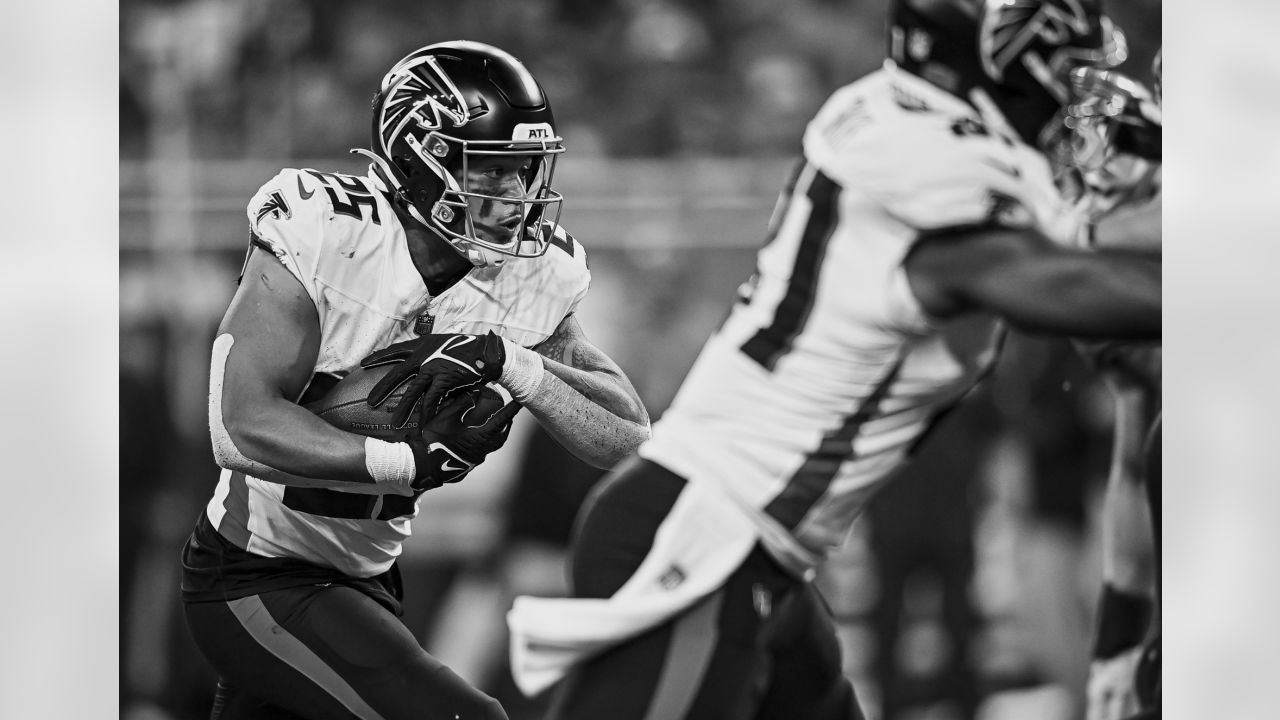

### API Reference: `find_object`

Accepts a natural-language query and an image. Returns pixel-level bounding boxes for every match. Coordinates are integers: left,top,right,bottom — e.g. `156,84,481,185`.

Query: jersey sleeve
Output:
544,221,592,317
245,168,330,304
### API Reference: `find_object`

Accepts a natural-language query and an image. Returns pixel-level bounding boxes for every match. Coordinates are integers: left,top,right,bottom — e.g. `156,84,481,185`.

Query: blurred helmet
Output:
889,0,1127,147
352,41,565,267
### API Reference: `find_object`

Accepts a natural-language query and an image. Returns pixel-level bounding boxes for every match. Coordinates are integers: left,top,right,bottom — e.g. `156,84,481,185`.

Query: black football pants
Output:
184,583,506,720
546,458,863,720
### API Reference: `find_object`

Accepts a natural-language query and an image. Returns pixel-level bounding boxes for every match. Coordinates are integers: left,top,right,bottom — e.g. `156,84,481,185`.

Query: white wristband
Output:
500,337,545,402
364,437,416,492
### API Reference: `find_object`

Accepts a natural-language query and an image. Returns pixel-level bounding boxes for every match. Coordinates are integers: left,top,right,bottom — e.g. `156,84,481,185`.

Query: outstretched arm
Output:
514,314,650,469
904,226,1161,340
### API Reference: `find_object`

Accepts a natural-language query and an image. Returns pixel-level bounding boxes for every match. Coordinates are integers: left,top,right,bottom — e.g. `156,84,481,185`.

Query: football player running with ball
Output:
507,3,1157,719
180,42,649,720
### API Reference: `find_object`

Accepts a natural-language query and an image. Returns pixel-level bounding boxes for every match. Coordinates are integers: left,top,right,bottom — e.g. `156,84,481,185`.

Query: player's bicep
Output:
217,245,321,407
903,225,1038,319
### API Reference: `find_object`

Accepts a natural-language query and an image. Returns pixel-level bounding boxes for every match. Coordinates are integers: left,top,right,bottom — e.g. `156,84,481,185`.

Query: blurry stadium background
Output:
120,2,1161,719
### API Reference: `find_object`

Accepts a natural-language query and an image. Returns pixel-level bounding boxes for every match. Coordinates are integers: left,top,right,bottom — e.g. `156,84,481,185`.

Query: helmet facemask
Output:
1053,66,1161,217
976,0,1128,146
415,132,564,266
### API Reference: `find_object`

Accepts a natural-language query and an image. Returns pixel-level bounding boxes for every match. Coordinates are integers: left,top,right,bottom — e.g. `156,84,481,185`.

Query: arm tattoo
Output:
535,332,573,366
518,316,651,467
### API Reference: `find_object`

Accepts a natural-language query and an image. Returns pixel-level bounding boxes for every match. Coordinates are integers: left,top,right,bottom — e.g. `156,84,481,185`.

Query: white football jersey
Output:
642,65,1083,577
205,167,590,577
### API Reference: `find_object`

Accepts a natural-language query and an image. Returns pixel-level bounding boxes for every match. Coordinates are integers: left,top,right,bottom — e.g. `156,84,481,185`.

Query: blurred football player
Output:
506,2,1158,719
180,41,649,720
1066,56,1162,720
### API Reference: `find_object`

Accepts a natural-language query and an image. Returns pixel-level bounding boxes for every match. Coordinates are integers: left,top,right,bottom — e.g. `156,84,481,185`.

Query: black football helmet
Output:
889,0,1127,148
352,41,564,267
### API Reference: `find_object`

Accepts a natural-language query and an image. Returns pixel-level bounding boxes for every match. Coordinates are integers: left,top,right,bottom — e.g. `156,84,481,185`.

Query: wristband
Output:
1092,583,1154,660
364,437,416,492
499,337,545,402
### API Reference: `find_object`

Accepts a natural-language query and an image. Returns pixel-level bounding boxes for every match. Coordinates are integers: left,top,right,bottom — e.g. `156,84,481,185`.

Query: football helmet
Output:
889,0,1127,148
352,41,565,267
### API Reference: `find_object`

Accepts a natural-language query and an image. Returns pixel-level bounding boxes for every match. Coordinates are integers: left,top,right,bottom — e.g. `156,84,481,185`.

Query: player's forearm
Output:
210,334,402,491
221,399,374,483
1004,254,1161,340
1093,196,1161,252
518,369,650,469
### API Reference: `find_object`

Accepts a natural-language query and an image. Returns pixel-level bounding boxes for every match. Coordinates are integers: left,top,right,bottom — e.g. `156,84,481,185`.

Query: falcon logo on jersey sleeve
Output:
254,191,292,224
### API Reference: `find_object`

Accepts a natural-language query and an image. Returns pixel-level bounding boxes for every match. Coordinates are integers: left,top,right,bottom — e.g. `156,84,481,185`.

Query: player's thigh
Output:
184,585,505,720
547,586,772,720
569,456,686,598
755,583,863,720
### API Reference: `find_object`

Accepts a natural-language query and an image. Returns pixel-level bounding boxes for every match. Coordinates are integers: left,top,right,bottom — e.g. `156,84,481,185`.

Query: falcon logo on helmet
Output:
980,0,1126,102
352,41,566,268
379,54,470,135
890,0,1127,148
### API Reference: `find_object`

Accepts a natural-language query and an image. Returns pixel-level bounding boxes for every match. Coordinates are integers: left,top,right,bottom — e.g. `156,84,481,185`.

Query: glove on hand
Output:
362,331,506,429
404,389,521,491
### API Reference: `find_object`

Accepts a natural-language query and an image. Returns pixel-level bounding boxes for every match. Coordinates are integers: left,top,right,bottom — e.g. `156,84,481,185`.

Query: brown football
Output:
304,363,507,441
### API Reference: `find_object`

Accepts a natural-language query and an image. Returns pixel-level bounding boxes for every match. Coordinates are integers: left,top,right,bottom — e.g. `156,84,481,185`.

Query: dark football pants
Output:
183,583,507,720
546,458,863,720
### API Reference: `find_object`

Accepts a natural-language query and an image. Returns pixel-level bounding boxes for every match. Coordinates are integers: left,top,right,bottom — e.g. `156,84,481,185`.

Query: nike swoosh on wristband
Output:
297,176,315,199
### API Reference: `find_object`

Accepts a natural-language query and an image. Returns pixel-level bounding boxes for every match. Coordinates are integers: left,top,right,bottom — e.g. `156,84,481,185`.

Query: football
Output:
304,363,510,441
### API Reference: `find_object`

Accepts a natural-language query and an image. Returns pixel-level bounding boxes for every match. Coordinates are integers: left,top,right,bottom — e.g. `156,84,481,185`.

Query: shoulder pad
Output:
541,221,590,270
247,168,385,234
537,222,591,314
804,83,1036,232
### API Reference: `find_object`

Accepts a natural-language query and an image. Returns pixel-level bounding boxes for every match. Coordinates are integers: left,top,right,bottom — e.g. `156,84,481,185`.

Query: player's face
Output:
459,155,536,247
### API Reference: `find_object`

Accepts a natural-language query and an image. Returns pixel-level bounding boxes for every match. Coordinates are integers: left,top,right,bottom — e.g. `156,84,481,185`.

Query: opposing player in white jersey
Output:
180,41,649,720
506,3,1157,719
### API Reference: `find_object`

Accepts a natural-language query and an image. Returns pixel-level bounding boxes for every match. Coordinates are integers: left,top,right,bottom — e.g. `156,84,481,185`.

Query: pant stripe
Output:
642,589,725,720
227,595,388,720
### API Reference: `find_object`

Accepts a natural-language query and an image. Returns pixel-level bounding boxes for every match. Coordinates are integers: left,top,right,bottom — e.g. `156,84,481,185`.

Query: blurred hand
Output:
1087,646,1143,720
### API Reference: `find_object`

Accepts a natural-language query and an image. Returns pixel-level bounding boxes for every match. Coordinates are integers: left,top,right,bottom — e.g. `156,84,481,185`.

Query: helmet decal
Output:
378,55,470,156
981,0,1090,82
979,0,1125,103
891,0,1127,146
